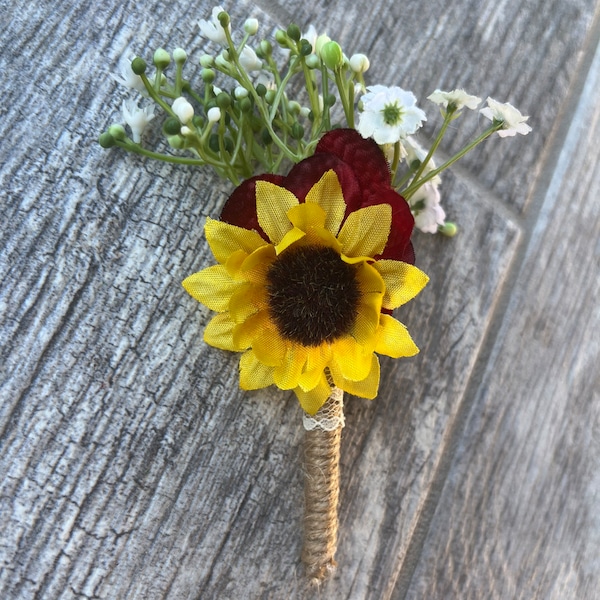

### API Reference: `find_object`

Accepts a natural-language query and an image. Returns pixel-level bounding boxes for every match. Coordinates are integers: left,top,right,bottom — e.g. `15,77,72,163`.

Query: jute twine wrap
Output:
301,385,345,583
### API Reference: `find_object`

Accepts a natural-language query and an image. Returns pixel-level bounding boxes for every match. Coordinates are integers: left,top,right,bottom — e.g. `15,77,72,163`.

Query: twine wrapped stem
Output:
301,384,345,583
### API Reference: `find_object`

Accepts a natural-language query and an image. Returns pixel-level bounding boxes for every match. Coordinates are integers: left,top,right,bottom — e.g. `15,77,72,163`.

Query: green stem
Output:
140,73,173,114
409,110,455,186
222,26,299,163
116,140,207,166
402,123,502,199
334,69,352,127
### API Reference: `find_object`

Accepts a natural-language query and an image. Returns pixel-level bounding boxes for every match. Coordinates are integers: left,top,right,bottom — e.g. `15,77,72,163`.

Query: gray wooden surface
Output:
1,0,598,598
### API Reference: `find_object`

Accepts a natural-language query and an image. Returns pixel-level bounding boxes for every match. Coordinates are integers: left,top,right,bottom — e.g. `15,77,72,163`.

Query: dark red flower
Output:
220,128,415,264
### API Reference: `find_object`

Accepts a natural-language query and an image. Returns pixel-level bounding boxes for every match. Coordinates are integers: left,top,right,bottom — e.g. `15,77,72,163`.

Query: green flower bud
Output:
199,54,214,68
287,23,301,42
173,48,187,65
305,54,320,69
324,93,336,107
259,40,272,57
107,124,126,141
201,68,216,83
291,122,304,140
192,115,205,128
153,48,171,69
439,222,458,237
218,11,230,29
239,97,252,113
261,129,273,145
320,41,343,70
298,39,313,56
288,101,301,115
314,34,331,55
167,135,184,149
274,30,288,46
163,117,181,136
255,83,267,97
265,89,276,104
131,57,147,75
216,92,232,109
98,132,116,148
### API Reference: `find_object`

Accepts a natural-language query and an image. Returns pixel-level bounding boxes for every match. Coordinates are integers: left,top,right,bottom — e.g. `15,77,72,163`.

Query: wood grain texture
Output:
0,0,598,598
401,33,600,600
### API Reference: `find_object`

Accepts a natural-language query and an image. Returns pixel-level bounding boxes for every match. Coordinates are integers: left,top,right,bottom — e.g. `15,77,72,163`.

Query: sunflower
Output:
183,129,428,414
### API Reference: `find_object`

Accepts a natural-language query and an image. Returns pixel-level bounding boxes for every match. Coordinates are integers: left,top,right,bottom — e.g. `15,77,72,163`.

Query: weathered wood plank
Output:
0,0,598,598
402,29,600,600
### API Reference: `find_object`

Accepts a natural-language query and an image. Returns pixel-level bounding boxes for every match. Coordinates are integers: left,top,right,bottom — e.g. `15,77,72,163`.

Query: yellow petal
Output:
374,314,419,358
273,344,307,390
239,245,276,283
287,202,327,231
304,170,346,235
357,261,385,309
182,265,240,312
256,180,298,244
275,226,306,254
204,313,237,350
332,354,380,399
297,345,331,391
232,310,270,349
224,249,249,277
294,374,333,415
304,226,342,251
205,218,267,264
252,329,287,367
374,260,429,309
330,336,374,381
239,350,275,390
228,283,267,323
352,302,380,347
337,204,391,258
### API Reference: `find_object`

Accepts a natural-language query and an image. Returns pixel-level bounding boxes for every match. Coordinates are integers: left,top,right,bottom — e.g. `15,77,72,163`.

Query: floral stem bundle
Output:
99,4,531,581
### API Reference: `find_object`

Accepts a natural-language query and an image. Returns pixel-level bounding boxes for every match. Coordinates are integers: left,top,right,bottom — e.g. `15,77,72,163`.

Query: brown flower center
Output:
266,245,361,346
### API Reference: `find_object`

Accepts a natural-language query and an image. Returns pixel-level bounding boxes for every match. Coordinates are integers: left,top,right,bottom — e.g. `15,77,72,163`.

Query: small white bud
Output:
173,48,187,64
172,97,194,124
244,18,259,35
180,125,192,136
349,53,370,73
234,86,249,99
207,107,222,122
199,54,214,68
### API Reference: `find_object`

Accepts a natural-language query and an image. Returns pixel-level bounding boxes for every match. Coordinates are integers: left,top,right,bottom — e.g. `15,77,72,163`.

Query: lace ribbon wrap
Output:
301,386,345,583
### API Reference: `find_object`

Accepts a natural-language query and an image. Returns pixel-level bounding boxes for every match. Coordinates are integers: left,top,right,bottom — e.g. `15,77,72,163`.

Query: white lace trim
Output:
302,386,345,431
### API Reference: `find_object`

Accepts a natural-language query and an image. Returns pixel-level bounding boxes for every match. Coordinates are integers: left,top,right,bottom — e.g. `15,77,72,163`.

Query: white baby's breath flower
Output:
410,183,446,234
121,99,155,143
480,97,532,137
172,97,194,124
239,46,262,71
357,85,426,144
111,55,146,94
207,107,222,122
428,89,481,111
198,6,230,45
